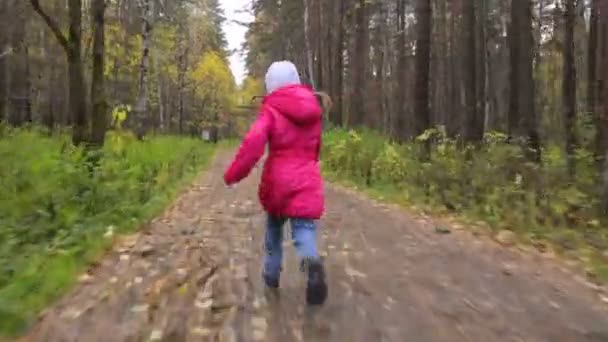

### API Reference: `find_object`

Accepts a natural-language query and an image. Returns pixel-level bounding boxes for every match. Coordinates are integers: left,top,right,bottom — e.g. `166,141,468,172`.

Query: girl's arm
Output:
224,108,272,185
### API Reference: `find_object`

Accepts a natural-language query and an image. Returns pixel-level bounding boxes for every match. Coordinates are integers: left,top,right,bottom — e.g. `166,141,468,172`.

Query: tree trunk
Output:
478,0,489,137
447,0,460,137
414,0,432,139
563,0,577,177
590,0,602,159
31,0,88,144
0,0,11,123
509,0,540,160
155,51,165,132
330,0,344,126
395,0,409,141
463,0,482,142
90,0,107,146
134,0,154,139
303,0,315,87
177,46,189,134
600,0,608,213
9,0,28,126
349,0,369,127
67,0,88,145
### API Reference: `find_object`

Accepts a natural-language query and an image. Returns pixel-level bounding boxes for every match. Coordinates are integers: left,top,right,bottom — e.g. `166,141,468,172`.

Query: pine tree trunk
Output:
509,0,539,160
303,0,315,86
90,0,107,146
414,0,432,138
600,0,608,213
134,0,154,139
349,0,369,127
330,0,344,126
563,0,577,177
67,0,88,145
463,0,481,142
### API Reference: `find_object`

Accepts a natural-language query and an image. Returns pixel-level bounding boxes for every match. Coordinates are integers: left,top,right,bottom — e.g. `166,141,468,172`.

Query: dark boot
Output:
263,273,279,289
304,259,327,305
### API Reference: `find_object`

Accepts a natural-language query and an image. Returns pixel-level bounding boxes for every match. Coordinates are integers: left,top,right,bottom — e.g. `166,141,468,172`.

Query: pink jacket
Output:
224,84,324,219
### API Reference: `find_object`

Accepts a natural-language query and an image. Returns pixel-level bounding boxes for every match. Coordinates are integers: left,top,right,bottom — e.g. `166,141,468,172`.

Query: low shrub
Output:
0,129,215,335
322,127,607,279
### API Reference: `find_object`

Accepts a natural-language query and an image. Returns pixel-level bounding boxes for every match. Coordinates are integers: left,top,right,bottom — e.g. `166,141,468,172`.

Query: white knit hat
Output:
264,61,301,94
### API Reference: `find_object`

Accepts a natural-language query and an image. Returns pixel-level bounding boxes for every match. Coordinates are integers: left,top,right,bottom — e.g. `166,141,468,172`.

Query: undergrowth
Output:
0,128,215,335
322,128,608,282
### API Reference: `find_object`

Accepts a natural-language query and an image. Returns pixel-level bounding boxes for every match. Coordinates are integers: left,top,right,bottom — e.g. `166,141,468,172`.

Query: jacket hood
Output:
265,61,301,94
263,84,322,126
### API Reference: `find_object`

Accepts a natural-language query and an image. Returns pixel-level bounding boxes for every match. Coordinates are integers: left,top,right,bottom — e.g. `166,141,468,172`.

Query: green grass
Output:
321,128,608,283
0,129,216,336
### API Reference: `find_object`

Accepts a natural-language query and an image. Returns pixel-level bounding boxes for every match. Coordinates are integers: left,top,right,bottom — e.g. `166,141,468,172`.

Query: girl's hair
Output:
314,92,333,113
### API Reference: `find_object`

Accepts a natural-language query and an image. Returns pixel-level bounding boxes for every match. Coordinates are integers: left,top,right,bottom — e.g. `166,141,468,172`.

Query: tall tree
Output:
590,0,601,158
330,0,344,126
600,0,608,213
349,0,370,127
0,0,10,122
31,0,88,145
303,0,315,87
413,0,431,138
133,0,155,139
90,0,107,146
463,0,483,142
508,0,539,159
563,0,577,176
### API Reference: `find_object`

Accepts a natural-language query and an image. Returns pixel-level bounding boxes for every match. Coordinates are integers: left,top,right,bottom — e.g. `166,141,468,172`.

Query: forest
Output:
0,0,240,333
1,0,608,337
246,0,608,258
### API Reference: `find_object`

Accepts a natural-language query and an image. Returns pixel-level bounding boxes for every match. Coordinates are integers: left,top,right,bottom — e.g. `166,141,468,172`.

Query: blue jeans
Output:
263,215,319,280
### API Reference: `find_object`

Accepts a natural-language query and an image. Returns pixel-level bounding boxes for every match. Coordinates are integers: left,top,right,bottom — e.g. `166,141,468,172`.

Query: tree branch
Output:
30,0,69,52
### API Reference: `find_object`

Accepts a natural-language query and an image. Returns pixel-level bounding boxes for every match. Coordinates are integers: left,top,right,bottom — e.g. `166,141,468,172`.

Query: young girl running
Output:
223,61,327,305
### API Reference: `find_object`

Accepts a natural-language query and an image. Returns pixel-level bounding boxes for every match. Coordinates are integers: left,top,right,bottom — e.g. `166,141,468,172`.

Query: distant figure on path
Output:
224,61,327,305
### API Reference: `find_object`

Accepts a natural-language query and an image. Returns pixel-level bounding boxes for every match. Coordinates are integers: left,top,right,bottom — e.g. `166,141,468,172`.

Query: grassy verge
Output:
0,129,216,336
321,128,608,284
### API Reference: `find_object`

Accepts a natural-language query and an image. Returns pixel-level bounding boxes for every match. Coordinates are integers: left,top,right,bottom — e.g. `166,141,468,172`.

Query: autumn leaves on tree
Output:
3,0,235,145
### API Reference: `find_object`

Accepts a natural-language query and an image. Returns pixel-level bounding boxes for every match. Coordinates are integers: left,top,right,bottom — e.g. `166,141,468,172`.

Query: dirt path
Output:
25,151,608,342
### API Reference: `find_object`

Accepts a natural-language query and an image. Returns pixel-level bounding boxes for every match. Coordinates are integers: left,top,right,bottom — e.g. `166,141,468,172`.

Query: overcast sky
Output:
220,0,253,86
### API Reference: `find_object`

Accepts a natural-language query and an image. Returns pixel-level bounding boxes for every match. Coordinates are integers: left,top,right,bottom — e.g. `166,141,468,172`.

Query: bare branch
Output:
30,0,69,52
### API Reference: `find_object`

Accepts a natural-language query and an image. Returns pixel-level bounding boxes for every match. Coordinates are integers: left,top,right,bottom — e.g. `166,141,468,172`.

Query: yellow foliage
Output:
105,24,142,77
237,76,264,105
189,51,236,118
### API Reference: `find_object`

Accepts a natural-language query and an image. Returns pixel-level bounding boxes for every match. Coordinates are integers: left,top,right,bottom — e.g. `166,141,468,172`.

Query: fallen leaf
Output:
253,330,266,341
345,265,367,278
60,308,82,319
435,226,451,234
119,234,139,249
79,273,94,283
104,226,115,239
195,299,213,309
502,263,515,276
131,304,149,313
137,244,155,257
191,327,212,336
496,230,517,246
251,317,267,330
149,329,162,341
549,301,561,310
